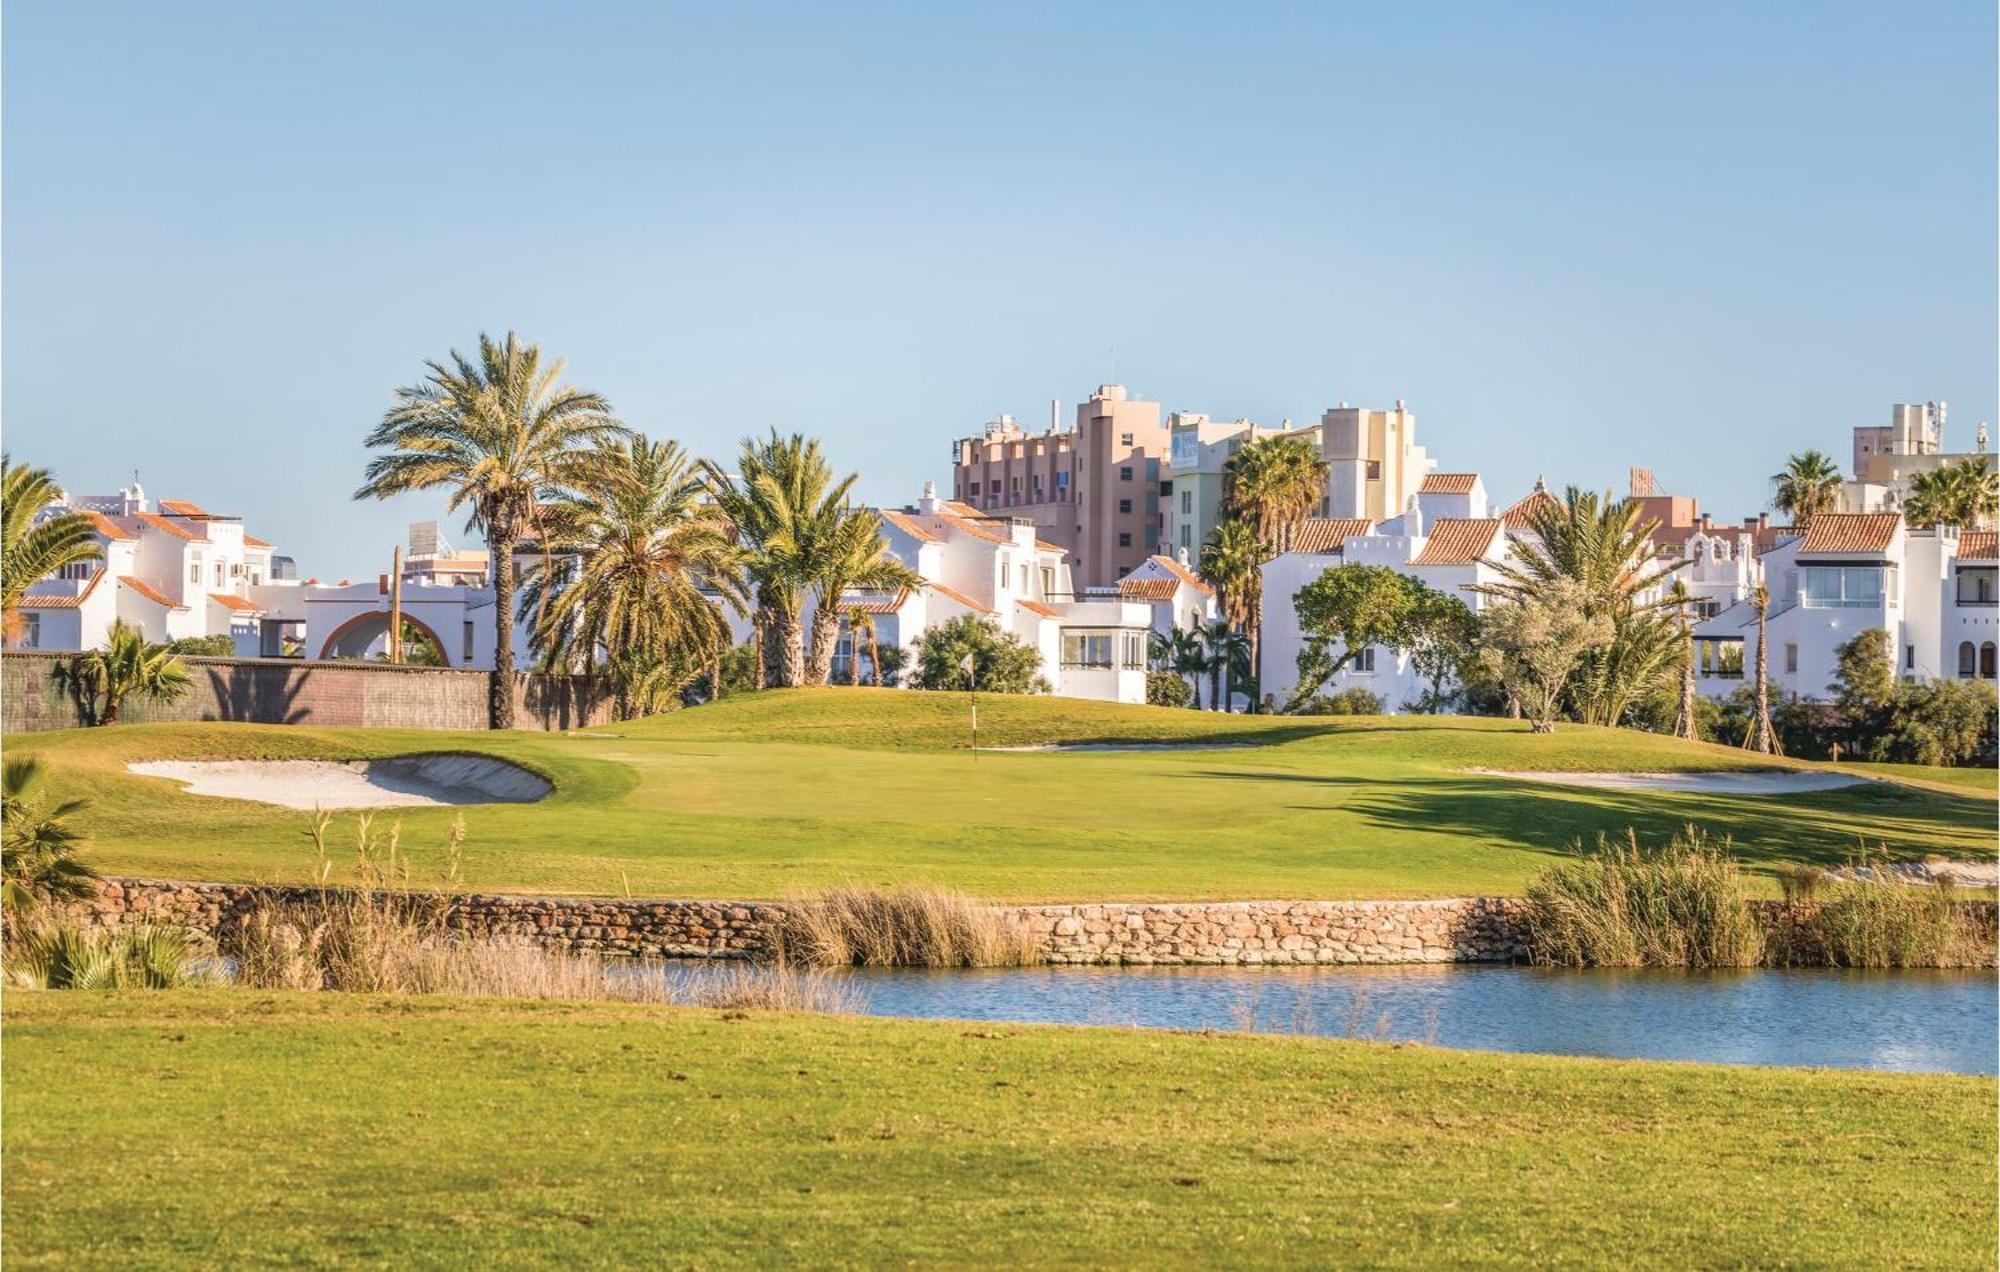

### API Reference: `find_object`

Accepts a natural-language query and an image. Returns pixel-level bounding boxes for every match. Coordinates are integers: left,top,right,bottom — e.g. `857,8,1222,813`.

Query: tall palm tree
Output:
1200,518,1270,709
1222,435,1328,554
521,435,747,720
1197,618,1250,713
1476,486,1685,727
1669,580,1698,741
846,608,880,686
806,511,920,685
2,458,101,641
1770,450,1844,530
704,432,858,689
356,332,625,728
1745,583,1776,755
53,620,192,725
1904,457,1999,529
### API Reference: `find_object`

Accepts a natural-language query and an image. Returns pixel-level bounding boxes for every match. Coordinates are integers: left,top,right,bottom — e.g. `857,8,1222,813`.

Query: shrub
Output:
1,756,97,919
4,923,209,989
1766,854,1993,968
1146,671,1193,708
1523,827,1763,968
909,616,1047,694
1292,687,1385,716
775,886,1042,968
165,634,236,657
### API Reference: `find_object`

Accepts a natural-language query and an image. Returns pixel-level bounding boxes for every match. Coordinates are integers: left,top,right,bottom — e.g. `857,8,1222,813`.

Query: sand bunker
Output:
128,755,552,809
1471,769,1871,795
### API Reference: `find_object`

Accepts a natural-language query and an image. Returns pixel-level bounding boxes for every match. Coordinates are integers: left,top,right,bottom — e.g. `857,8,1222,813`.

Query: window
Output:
1904,644,1915,672
57,562,93,581
1957,567,1997,605
214,561,225,587
1180,491,1192,514
1039,567,1054,596
1017,564,1028,593
1984,643,1997,680
1122,632,1145,668
1055,471,1069,489
1801,566,1889,608
1353,646,1376,673
1117,532,1132,548
1062,633,1114,668
1698,639,1744,678
19,613,39,648
1365,460,1382,479
1784,643,1798,674
1179,525,1191,549
1118,499,1132,514
249,570,263,586
1693,598,1722,619
1960,641,1978,678
463,621,475,663
189,560,202,584
1119,432,1134,446
1119,466,1133,482
969,482,981,495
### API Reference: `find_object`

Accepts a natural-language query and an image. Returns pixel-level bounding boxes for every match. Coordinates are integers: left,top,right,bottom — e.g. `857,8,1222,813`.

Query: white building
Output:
1838,401,1997,526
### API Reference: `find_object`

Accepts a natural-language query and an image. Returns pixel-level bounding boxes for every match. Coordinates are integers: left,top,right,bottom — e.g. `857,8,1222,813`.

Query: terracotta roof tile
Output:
938,512,1009,545
1797,513,1901,556
156,499,209,517
131,511,207,542
878,509,941,544
1034,538,1067,554
1958,530,1998,561
1500,487,1562,530
1412,518,1504,566
937,499,986,519
840,588,911,615
1017,599,1059,618
17,571,104,608
82,510,137,541
1419,472,1479,495
1289,517,1372,554
118,575,188,609
924,581,992,614
1146,554,1215,598
243,534,274,549
208,592,262,613
1118,578,1179,602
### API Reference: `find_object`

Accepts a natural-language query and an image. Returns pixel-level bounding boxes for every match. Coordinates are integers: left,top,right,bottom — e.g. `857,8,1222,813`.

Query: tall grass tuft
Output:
1767,852,1992,969
4,923,210,990
774,886,1043,968
1523,827,1764,968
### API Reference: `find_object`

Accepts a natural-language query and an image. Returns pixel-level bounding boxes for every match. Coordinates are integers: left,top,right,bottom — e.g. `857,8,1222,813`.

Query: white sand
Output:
1469,768,1872,795
128,755,552,810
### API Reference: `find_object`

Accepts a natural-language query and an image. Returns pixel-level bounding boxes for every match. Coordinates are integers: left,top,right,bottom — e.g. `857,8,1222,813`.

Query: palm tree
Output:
846,609,881,686
53,620,191,725
1770,450,1844,530
521,435,747,720
356,332,625,728
704,432,859,689
2,458,101,641
1,756,96,920
1745,583,1776,755
1222,435,1328,554
1200,518,1270,709
1669,580,1698,741
1197,618,1250,713
1904,457,1999,529
1150,628,1206,707
1476,486,1685,727
806,511,920,685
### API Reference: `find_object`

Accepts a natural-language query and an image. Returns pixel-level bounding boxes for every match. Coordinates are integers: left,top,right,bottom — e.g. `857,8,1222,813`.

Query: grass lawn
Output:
7,689,1992,901
4,991,1993,1267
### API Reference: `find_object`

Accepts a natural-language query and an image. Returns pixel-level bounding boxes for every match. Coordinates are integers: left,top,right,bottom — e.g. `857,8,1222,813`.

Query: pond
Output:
686,964,1999,1075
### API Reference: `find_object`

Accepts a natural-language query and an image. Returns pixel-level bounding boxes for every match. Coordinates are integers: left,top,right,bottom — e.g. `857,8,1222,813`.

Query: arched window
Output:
1982,643,1997,680
1959,641,1977,678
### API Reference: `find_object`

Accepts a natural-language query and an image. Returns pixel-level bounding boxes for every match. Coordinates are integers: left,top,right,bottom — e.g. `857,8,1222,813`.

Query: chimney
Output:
1699,512,1713,531
919,480,940,514
1050,398,1060,433
1758,513,1769,531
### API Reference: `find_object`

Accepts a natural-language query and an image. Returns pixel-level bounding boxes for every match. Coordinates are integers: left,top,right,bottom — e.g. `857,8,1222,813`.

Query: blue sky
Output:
6,1,1993,576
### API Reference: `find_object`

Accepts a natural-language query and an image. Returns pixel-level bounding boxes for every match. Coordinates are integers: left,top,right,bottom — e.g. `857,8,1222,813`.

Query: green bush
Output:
1146,671,1193,708
4,923,209,989
165,634,236,657
1523,827,1763,968
1292,687,1385,716
909,616,1047,694
1766,856,1992,968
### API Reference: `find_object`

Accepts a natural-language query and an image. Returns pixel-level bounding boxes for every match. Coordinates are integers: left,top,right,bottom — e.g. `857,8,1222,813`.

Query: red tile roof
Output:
131,511,207,542
924,581,991,614
156,499,209,517
82,511,137,541
939,512,1009,545
118,576,188,609
1118,578,1179,602
1289,518,1372,554
1146,554,1215,598
1958,530,1998,561
1419,472,1479,495
1412,518,1504,566
878,509,941,544
1034,538,1067,554
841,588,911,615
1500,486,1562,530
208,592,262,613
17,571,104,608
1017,599,1059,618
243,534,274,549
1797,513,1901,556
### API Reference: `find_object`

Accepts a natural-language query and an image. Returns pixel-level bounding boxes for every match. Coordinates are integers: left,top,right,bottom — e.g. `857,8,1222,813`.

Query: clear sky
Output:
5,1,1994,576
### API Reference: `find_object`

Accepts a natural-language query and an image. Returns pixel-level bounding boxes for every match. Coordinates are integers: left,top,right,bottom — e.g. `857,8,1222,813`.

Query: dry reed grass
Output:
774,885,1043,967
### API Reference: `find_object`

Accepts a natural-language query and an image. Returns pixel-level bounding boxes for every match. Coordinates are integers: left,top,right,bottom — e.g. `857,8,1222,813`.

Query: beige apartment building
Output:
951,385,1168,590
1313,400,1432,522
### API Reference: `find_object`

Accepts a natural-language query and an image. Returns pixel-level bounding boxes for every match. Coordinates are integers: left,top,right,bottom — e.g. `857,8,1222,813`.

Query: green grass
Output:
6,689,1991,901
4,991,1992,1267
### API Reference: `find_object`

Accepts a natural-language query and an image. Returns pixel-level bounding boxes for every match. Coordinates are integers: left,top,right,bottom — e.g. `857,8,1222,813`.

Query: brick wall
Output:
1,651,612,733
